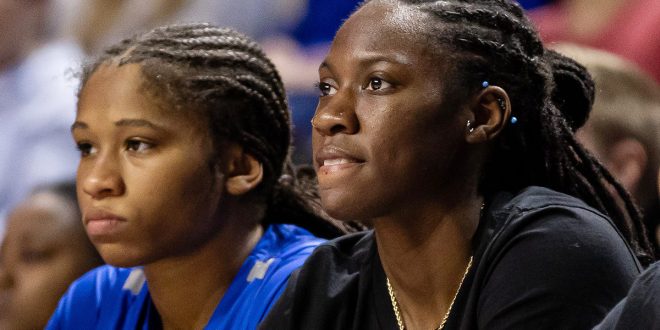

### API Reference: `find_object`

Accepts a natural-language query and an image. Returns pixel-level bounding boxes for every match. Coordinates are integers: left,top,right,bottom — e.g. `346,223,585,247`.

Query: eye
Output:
126,139,153,153
316,81,337,96
76,142,96,157
365,77,392,91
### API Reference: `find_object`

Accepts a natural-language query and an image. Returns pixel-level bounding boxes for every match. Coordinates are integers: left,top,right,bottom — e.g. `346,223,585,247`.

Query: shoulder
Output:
297,230,374,277
473,187,642,328
252,224,327,278
483,186,640,275
47,265,146,329
267,229,374,299
253,224,373,283
259,223,326,258
487,186,634,250
208,224,326,329
258,231,375,329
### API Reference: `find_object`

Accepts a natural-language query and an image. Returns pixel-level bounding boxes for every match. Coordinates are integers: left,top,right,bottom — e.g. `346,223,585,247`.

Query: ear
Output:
605,138,647,193
465,86,511,144
220,144,264,196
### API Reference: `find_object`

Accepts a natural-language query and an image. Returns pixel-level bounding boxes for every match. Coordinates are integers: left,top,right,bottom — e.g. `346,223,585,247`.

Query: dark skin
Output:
73,63,267,329
312,2,511,329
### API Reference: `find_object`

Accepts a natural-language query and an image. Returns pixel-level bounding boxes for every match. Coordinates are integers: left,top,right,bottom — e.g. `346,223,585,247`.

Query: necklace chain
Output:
386,256,474,330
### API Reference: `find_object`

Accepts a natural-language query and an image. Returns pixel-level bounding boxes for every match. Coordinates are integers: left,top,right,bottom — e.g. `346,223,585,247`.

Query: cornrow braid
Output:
368,0,656,264
80,23,357,238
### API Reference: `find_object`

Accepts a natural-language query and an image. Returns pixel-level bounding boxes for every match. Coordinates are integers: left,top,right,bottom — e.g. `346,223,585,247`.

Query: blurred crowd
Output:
0,0,659,328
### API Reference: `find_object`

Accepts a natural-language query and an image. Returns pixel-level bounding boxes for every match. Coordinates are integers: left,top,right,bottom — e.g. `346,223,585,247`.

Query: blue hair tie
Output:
510,116,518,124
482,81,489,88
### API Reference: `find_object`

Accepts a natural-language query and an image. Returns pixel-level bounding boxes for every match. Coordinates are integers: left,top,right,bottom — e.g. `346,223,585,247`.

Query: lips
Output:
314,144,365,182
84,208,127,239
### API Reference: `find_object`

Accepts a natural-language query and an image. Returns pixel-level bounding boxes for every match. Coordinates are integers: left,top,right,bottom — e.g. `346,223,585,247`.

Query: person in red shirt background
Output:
531,0,660,83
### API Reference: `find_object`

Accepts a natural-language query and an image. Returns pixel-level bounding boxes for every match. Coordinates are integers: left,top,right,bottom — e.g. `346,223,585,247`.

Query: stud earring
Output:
466,120,474,133
497,98,506,111
510,116,518,124
482,81,489,88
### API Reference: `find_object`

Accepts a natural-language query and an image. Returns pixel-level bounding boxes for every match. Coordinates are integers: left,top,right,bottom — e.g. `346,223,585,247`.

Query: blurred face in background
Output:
0,0,48,70
0,192,101,330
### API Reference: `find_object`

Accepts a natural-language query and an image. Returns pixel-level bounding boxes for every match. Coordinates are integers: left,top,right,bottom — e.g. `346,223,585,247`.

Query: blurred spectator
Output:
530,0,660,83
555,44,660,250
0,0,81,236
0,182,103,330
62,0,306,54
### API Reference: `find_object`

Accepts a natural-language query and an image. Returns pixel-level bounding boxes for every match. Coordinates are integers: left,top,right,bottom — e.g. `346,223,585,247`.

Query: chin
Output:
97,245,148,268
321,195,373,223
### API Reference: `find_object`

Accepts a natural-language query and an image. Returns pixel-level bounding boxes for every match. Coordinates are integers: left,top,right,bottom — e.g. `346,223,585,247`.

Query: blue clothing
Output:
47,224,324,330
518,0,552,10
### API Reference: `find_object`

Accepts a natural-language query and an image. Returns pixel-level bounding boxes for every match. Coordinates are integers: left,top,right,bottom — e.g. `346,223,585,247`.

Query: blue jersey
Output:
47,224,324,330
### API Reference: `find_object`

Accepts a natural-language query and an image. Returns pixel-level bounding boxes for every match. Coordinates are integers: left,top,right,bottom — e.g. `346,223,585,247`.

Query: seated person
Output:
0,182,103,330
261,1,652,329
47,24,349,330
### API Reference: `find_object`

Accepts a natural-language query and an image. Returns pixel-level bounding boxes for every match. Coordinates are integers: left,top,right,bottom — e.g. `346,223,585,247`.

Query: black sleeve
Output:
594,261,660,330
477,205,641,330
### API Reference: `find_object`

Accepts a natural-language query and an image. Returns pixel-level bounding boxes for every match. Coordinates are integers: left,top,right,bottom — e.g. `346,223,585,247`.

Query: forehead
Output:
78,63,204,128
80,63,158,114
331,1,443,68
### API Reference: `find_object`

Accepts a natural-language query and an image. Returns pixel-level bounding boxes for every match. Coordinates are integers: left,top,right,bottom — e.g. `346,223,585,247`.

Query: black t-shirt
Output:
594,261,660,330
260,186,642,330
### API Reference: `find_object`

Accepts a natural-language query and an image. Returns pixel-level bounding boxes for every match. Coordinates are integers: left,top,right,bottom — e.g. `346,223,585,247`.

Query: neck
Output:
143,203,264,330
375,192,482,329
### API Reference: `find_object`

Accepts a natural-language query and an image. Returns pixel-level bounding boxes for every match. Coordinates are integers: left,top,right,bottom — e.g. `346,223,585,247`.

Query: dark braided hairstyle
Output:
361,0,656,264
79,23,359,238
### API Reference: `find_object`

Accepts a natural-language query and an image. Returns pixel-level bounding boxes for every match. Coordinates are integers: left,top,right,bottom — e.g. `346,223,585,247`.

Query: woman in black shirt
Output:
261,0,656,329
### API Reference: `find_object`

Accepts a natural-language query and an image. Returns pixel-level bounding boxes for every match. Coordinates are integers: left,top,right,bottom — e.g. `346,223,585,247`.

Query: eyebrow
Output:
71,119,166,132
115,119,165,132
319,53,412,72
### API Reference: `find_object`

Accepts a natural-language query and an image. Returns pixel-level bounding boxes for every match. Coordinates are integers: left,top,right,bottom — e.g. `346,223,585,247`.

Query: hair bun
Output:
544,49,595,131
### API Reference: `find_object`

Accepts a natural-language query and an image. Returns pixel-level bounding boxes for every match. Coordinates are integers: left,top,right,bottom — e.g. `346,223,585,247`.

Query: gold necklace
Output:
386,256,474,330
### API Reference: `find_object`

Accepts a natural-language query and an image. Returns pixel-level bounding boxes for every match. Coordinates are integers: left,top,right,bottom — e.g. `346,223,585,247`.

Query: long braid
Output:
81,23,356,238
371,0,656,263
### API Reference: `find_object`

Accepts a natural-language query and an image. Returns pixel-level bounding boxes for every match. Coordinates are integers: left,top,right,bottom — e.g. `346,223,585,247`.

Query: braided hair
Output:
361,0,656,264
80,23,358,238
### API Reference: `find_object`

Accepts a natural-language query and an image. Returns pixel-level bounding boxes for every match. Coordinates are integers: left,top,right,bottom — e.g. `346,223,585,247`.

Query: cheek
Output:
124,154,220,255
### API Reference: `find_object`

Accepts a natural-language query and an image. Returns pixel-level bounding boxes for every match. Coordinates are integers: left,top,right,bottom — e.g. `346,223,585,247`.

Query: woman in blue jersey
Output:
47,23,353,330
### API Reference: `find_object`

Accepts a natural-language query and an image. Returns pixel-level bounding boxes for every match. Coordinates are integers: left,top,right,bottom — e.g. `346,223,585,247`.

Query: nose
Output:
79,153,125,200
311,91,359,136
